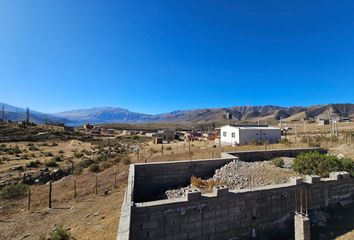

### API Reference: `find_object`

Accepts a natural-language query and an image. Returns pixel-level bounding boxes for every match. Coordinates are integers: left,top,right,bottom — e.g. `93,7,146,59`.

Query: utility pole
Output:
1,104,4,121
26,107,30,125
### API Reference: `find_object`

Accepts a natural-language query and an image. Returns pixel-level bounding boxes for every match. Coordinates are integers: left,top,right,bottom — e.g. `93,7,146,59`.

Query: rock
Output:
166,159,298,199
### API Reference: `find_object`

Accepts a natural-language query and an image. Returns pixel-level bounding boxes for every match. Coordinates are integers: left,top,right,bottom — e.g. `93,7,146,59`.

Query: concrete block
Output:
213,185,229,196
329,171,351,180
304,175,321,184
189,214,202,223
181,222,195,232
185,189,201,201
187,230,202,239
290,177,303,185
173,233,188,240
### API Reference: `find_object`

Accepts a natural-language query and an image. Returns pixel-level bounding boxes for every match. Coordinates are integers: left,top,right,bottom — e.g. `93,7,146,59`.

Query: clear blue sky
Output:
1,1,354,114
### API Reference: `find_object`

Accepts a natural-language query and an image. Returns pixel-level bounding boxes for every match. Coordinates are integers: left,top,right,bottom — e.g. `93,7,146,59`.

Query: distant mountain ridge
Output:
1,103,354,126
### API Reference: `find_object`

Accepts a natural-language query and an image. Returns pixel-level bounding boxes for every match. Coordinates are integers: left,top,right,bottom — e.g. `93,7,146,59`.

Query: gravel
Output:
165,159,299,199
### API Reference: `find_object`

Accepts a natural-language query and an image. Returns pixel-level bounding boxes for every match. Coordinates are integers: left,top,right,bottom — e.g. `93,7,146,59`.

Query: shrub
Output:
88,163,100,172
0,183,29,199
26,160,42,168
28,145,39,151
272,158,285,168
73,166,83,175
165,146,172,151
58,150,64,154
77,158,94,169
293,152,354,177
148,148,158,154
45,159,58,167
73,152,84,158
279,138,291,146
52,156,63,162
51,142,59,147
101,161,112,169
44,152,53,157
0,156,9,162
50,225,71,240
20,154,29,160
122,156,131,165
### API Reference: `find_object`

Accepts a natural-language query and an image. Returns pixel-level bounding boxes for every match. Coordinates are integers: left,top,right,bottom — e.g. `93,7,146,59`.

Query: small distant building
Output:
157,130,175,142
317,119,330,125
83,123,94,130
338,117,351,123
63,126,75,132
154,137,163,144
107,128,115,134
220,125,281,145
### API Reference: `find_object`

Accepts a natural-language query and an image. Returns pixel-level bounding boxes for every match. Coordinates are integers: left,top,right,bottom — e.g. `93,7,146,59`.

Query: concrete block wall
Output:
222,147,327,162
133,157,236,202
128,175,354,240
117,148,352,240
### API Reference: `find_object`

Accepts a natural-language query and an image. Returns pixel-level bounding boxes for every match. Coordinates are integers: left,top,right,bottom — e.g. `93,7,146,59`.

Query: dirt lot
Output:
0,122,353,239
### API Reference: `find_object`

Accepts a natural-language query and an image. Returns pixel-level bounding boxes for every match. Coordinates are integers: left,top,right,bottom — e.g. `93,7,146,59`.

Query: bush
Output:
50,225,71,240
0,183,29,199
73,152,84,158
45,158,58,167
148,148,158,154
58,150,64,154
272,158,285,168
26,160,42,168
279,138,291,146
165,146,172,151
44,152,53,157
52,156,63,162
293,152,354,177
73,166,83,175
28,146,39,151
122,156,131,165
101,161,112,169
88,163,100,172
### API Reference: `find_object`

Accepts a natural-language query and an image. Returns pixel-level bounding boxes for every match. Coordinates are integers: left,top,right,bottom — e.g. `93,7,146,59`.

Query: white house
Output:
220,125,281,145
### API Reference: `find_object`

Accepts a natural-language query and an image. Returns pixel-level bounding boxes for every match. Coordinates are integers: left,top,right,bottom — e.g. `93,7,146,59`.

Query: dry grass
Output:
1,121,354,239
190,176,224,193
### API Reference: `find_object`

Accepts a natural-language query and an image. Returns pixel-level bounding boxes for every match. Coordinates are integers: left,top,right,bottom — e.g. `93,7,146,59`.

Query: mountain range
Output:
1,103,354,126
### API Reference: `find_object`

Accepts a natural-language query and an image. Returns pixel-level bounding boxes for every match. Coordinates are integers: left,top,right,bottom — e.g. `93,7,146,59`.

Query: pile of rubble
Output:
166,160,299,199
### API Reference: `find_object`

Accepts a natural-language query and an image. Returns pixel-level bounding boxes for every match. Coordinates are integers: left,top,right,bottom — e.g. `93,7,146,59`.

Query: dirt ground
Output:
1,122,354,240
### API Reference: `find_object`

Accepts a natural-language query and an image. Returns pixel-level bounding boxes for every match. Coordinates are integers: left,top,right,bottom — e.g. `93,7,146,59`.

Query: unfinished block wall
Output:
129,175,353,240
117,148,353,240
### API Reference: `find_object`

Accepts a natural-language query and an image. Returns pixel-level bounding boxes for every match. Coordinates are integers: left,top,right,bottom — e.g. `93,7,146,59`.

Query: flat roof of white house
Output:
220,125,280,130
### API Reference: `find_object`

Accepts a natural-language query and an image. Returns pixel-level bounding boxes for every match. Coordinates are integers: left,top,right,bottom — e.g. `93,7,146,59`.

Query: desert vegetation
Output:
293,152,354,177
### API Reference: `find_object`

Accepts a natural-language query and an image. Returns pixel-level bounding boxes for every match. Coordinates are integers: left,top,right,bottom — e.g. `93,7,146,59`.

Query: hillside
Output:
1,103,354,126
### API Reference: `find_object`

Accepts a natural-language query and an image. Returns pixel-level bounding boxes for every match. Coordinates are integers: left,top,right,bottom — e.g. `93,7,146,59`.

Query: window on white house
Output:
232,133,235,138
223,132,227,137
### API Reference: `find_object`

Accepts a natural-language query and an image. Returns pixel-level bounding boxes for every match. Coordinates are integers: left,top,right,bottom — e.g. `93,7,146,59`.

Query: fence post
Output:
95,175,98,195
48,181,52,209
28,188,31,210
71,162,74,175
114,172,118,188
74,179,77,199
188,141,191,157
